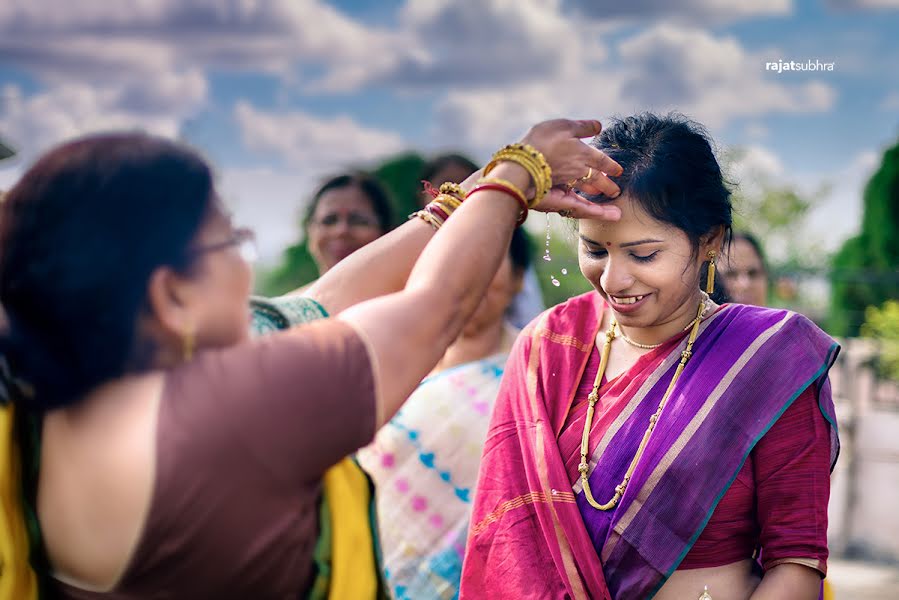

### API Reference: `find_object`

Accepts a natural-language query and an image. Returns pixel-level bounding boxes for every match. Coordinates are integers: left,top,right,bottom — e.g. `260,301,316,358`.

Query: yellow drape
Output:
322,459,378,600
0,403,37,600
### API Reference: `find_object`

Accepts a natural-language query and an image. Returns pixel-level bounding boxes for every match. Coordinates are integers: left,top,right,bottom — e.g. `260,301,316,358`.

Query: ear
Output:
700,226,726,261
146,266,197,337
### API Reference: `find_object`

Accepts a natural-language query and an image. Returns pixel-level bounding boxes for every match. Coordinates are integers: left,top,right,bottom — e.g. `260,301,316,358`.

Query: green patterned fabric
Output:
249,295,329,333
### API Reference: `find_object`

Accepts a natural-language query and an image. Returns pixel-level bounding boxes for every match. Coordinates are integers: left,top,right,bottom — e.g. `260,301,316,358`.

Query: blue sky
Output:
1,0,897,262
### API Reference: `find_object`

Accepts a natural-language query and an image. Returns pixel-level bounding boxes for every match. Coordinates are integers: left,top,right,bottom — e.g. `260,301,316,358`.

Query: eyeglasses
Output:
188,227,258,263
310,212,380,229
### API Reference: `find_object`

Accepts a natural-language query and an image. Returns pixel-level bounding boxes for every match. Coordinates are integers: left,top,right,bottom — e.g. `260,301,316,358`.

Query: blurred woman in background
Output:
719,231,768,307
305,172,394,275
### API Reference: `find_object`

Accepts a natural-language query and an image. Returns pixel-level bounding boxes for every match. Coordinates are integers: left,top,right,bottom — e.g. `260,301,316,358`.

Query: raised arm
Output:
298,143,618,317
336,119,623,426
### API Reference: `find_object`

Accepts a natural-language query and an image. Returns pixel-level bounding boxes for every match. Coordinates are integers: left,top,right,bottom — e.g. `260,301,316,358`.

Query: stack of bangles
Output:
410,143,552,229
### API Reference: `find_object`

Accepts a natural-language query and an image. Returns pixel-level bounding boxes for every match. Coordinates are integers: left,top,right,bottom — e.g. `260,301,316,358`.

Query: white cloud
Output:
0,164,22,194
616,25,836,127
433,24,836,152
0,74,206,160
724,144,786,185
233,101,407,169
317,0,607,92
217,166,315,265
745,122,770,139
826,0,899,9
0,0,399,86
566,0,792,23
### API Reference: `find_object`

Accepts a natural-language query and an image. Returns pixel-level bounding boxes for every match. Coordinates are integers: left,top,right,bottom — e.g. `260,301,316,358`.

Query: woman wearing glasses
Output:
0,120,623,598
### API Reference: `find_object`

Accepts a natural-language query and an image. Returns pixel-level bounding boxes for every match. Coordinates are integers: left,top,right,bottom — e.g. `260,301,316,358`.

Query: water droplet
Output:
561,268,568,275
542,214,552,262
551,276,561,287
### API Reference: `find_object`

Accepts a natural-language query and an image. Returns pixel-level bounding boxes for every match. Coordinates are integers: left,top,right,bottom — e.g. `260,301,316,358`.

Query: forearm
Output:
405,163,528,347
338,164,528,423
296,218,435,316
749,564,820,600
294,169,485,316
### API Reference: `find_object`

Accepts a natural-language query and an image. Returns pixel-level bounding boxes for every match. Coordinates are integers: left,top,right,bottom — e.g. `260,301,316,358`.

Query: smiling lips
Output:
610,294,648,305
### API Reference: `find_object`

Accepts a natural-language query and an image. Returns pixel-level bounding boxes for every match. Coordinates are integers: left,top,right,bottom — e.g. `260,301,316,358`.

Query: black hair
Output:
302,172,394,234
508,228,532,274
0,132,216,411
589,112,733,255
420,153,478,185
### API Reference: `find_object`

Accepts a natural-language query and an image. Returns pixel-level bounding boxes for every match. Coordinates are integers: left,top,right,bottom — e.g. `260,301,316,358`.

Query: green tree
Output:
861,300,899,381
829,139,899,336
372,152,426,218
724,148,829,274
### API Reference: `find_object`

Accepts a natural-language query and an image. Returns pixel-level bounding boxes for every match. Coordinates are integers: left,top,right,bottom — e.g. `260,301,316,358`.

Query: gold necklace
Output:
614,292,712,350
578,295,707,511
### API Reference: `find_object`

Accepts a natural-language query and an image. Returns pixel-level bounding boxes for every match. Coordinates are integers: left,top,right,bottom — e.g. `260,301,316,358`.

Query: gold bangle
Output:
484,143,552,207
434,193,462,212
489,144,552,197
438,182,466,201
408,209,442,230
485,154,542,204
477,177,527,208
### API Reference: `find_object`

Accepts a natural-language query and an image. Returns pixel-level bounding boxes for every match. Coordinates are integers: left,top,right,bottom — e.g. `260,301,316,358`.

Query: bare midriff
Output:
655,559,761,600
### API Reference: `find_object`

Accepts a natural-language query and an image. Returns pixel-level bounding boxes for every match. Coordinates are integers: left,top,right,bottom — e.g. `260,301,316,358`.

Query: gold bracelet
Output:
488,144,552,199
434,193,462,212
408,209,443,230
485,149,543,203
484,143,552,207
476,177,527,209
438,182,466,201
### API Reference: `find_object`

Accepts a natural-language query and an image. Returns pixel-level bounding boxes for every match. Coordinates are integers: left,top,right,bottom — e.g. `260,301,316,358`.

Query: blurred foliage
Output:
725,147,830,275
721,148,834,320
259,241,319,296
373,152,427,219
829,139,899,336
861,300,899,381
257,152,426,297
531,215,592,306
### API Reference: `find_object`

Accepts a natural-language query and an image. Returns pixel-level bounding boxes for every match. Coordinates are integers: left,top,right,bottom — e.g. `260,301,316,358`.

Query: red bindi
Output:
605,242,611,247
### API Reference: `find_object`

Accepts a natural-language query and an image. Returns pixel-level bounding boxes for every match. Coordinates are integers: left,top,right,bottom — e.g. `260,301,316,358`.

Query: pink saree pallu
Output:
460,293,839,599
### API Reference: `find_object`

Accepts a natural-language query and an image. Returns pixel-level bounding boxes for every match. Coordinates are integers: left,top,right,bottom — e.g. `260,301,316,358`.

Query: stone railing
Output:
828,337,899,563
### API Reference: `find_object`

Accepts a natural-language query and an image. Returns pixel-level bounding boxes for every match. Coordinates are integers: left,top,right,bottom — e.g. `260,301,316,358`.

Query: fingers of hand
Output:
572,194,622,221
569,119,602,139
583,146,622,175
578,172,621,198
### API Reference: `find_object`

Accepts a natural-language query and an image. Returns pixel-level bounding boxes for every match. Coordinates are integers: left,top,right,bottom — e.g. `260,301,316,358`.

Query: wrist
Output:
487,162,531,194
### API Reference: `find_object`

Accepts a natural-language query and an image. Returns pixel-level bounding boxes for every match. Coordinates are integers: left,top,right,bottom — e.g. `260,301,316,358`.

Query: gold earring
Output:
706,250,717,294
182,328,195,362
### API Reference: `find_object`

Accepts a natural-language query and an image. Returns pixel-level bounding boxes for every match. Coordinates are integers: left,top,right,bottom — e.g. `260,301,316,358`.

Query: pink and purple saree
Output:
460,292,839,599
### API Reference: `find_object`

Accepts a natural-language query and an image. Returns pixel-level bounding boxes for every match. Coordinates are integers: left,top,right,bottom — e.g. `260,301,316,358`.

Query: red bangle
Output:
467,183,528,226
427,202,451,223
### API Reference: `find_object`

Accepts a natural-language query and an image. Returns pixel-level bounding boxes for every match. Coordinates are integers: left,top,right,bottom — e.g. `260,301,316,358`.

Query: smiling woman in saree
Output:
460,113,839,600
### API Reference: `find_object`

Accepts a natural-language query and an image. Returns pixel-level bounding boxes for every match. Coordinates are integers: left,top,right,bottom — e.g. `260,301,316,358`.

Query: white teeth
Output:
612,295,646,305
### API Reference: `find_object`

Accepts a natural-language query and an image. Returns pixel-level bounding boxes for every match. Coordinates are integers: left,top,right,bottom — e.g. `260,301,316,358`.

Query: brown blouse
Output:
55,318,377,598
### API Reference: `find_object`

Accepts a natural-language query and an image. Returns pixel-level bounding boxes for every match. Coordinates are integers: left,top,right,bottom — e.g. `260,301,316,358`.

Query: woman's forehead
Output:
579,197,672,239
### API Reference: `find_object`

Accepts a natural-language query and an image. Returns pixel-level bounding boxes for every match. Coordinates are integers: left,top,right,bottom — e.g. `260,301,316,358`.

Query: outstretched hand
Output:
520,118,623,204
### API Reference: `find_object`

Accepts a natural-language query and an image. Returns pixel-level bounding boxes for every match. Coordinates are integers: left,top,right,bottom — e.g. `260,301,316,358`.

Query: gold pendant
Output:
698,585,712,600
